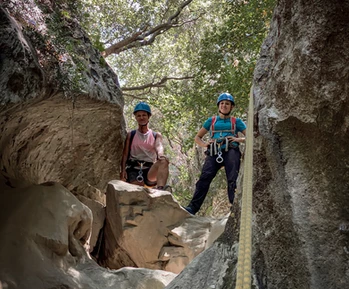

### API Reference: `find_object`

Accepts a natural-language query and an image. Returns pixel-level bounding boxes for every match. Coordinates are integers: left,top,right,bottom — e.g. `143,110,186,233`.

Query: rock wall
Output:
166,1,349,289
252,0,349,288
1,0,349,288
0,182,176,289
0,95,124,196
0,1,122,105
0,2,125,191
0,1,124,253
0,4,228,287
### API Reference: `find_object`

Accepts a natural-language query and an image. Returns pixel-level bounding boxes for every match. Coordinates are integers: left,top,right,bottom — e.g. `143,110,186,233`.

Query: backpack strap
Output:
210,116,217,138
230,116,236,136
210,115,236,138
127,130,137,161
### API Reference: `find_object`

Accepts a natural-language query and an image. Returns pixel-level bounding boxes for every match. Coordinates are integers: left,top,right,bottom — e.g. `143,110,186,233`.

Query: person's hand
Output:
206,139,215,147
227,136,236,142
158,155,169,162
120,170,127,181
227,136,245,143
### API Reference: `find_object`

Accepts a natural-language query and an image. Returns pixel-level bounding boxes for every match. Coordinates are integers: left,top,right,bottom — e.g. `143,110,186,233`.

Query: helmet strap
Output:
219,110,231,116
139,121,149,127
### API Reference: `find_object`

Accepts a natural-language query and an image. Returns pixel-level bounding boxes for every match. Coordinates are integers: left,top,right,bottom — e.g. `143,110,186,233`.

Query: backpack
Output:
210,115,236,138
127,130,157,161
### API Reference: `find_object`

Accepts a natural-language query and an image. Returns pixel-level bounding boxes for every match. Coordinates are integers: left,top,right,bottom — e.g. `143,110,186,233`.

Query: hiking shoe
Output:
156,185,172,193
184,206,196,215
163,185,172,193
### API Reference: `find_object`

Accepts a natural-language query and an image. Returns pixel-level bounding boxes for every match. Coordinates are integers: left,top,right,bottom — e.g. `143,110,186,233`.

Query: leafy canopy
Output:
78,0,275,212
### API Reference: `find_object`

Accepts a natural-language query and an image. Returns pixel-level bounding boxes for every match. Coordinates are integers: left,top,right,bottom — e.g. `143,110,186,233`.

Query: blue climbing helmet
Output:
217,93,235,106
133,102,152,115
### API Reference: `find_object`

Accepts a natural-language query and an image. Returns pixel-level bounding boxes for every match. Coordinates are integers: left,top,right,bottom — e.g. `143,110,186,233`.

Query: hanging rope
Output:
235,86,254,289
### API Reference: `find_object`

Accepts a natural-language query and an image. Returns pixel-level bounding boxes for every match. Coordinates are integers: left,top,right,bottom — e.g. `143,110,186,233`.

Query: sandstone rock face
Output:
251,1,349,288
0,3,125,192
0,182,176,289
0,2,190,288
0,2,125,252
165,212,240,289
0,95,124,194
77,195,106,253
99,181,228,274
165,242,238,289
0,3,122,105
166,1,349,289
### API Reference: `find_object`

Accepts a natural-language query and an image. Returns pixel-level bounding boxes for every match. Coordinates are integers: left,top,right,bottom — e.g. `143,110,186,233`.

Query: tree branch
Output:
101,29,146,57
122,76,194,91
102,0,195,57
122,92,150,100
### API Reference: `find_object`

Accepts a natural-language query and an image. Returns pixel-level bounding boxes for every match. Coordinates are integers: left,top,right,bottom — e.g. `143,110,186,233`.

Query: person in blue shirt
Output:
184,93,247,215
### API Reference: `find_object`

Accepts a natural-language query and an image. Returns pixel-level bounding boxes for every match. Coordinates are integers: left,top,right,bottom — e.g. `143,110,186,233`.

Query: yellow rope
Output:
235,86,254,289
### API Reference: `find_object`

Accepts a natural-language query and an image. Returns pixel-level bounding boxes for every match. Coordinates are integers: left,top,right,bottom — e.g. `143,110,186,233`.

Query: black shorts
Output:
126,160,157,186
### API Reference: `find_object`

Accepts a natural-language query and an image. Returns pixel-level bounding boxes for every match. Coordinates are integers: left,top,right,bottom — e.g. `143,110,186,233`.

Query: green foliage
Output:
76,0,200,51
194,0,275,114
36,0,275,214
102,0,275,214
6,0,274,214
45,9,88,94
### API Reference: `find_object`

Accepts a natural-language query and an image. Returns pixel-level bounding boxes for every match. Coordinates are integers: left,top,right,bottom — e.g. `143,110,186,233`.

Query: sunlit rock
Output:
0,182,176,289
99,180,228,274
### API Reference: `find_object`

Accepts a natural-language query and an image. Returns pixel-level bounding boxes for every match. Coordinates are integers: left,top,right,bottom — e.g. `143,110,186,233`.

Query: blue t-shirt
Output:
203,115,246,147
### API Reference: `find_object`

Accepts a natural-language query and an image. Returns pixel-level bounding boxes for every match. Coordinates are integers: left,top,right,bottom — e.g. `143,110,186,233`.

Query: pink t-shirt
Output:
130,129,157,163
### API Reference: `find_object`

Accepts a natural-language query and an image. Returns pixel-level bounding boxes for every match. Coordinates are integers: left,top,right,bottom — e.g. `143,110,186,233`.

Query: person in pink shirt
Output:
120,102,170,190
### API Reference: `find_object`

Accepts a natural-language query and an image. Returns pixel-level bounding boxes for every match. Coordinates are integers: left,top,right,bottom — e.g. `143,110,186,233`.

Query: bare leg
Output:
147,159,169,187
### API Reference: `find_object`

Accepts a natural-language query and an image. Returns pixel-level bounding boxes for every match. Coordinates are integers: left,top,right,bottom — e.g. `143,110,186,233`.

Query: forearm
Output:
121,133,130,172
120,155,128,180
120,156,127,171
235,137,246,143
195,135,209,148
227,135,245,143
155,134,166,158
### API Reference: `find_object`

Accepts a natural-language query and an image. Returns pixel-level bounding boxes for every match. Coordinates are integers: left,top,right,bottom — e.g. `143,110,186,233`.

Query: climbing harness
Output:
136,162,145,183
235,86,254,289
208,137,230,163
129,161,151,183
124,129,157,183
125,160,152,183
208,116,236,163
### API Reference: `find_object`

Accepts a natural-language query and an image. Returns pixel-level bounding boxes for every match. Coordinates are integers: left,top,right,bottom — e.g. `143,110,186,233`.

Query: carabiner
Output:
216,151,223,163
136,162,144,183
136,174,144,182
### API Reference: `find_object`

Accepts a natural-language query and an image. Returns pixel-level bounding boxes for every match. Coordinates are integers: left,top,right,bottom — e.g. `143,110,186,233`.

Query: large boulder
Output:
0,2,125,254
0,95,124,197
0,182,176,289
251,0,349,288
98,181,228,274
165,214,239,289
0,4,125,194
